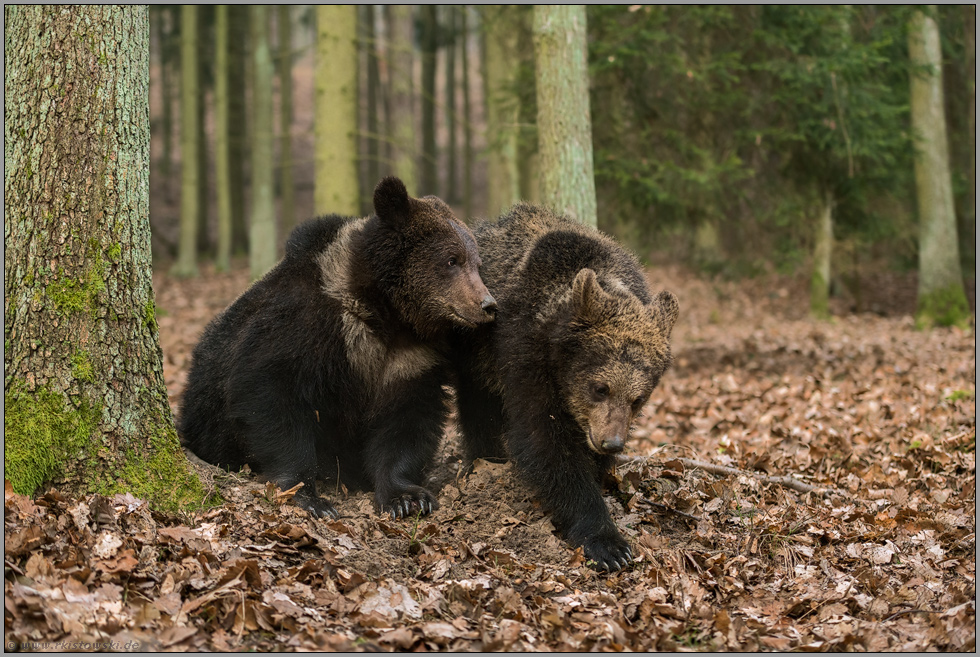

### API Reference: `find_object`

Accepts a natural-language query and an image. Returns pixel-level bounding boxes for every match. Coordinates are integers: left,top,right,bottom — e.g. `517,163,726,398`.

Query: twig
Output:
675,458,846,498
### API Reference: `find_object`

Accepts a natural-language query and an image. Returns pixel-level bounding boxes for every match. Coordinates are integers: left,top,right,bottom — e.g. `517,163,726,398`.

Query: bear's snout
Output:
481,294,498,316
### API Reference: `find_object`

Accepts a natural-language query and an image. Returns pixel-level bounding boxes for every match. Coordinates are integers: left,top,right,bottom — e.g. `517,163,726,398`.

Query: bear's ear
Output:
571,268,608,320
373,176,412,226
651,290,679,337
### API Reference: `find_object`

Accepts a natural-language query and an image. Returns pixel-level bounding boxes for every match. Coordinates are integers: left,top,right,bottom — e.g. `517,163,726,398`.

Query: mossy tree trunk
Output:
172,4,200,278
386,5,417,195
278,5,296,233
215,5,233,272
4,5,207,510
908,7,971,328
533,5,597,227
315,5,360,215
250,5,277,280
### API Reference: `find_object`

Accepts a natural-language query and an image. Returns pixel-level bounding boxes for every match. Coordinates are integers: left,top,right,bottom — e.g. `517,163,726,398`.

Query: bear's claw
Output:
583,535,633,572
381,488,438,520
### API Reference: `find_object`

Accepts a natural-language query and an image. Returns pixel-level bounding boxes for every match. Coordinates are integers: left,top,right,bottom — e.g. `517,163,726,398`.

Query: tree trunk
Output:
250,6,277,280
445,6,458,204
4,5,206,509
315,5,360,215
387,5,417,195
364,4,381,196
172,4,200,277
228,6,250,256
461,7,474,218
157,7,173,183
196,20,211,259
810,191,834,319
533,5,597,227
482,6,523,217
215,5,233,272
278,5,296,234
420,6,438,195
908,7,970,327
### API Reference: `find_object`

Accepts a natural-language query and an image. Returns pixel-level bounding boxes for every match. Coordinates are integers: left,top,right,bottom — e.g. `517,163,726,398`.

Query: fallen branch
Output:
617,454,847,499
675,458,846,498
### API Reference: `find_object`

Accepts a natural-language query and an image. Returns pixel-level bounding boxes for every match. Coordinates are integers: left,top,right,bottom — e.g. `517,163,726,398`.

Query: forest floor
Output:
5,262,975,651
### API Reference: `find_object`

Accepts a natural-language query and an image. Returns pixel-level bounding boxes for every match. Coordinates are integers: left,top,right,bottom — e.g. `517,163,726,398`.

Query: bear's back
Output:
475,204,651,309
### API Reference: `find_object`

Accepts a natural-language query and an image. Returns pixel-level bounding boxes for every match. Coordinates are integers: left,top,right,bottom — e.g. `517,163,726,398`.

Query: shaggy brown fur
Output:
180,177,496,521
451,203,678,571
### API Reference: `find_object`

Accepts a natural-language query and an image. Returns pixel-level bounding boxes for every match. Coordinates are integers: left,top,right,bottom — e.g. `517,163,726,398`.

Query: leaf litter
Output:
5,262,975,651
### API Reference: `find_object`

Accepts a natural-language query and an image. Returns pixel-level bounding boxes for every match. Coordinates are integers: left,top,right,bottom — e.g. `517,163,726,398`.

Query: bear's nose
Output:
481,294,497,315
601,436,625,453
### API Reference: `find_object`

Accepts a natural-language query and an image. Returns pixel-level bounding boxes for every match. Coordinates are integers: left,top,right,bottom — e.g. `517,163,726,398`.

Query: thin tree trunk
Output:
157,7,173,183
278,5,295,233
461,7,473,219
420,6,438,195
446,6,458,204
533,5,597,227
364,4,381,194
482,6,522,217
250,6,277,280
810,191,834,318
196,22,211,259
228,6,249,256
908,7,970,327
4,5,206,508
215,5,232,272
173,4,199,277
315,6,360,215
387,5,417,194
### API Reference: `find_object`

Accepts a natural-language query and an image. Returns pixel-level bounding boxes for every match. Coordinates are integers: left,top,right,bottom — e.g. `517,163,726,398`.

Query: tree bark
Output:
315,5,360,215
215,5,232,271
482,6,523,217
363,4,381,197
228,6,249,256
386,5,417,195
810,191,834,318
196,13,211,259
461,7,474,218
908,7,970,327
250,6,277,280
172,4,200,277
533,5,597,227
420,6,439,195
445,7,458,204
4,5,206,509
278,5,296,233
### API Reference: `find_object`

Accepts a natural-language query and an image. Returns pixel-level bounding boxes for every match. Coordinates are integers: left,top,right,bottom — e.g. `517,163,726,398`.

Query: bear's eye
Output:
592,383,610,400
631,396,646,411
447,256,459,267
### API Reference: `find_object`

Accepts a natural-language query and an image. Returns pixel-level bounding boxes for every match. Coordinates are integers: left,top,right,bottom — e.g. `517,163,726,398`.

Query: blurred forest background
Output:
147,5,976,318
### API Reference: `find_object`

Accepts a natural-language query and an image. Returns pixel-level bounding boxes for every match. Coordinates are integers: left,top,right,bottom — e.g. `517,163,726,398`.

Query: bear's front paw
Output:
297,495,339,520
378,486,439,519
582,532,633,572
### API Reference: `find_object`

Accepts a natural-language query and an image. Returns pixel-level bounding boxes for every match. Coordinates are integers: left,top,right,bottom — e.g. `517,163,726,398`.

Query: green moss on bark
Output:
4,386,101,496
916,283,972,329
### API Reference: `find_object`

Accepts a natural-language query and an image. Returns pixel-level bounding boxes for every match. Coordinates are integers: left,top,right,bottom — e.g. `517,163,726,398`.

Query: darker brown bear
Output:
451,203,678,571
179,177,496,520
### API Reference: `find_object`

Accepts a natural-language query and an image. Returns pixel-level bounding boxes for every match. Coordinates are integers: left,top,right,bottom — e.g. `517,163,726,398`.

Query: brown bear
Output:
179,177,497,520
451,203,678,571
